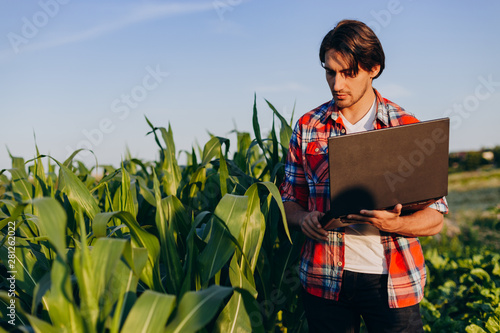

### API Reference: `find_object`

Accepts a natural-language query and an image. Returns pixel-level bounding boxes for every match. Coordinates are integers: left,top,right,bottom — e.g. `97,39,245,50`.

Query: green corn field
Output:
1,97,499,332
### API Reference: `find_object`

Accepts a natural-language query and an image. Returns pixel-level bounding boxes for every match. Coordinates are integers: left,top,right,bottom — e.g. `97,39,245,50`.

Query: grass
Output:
446,167,500,214
420,168,500,332
442,168,500,251
448,168,500,192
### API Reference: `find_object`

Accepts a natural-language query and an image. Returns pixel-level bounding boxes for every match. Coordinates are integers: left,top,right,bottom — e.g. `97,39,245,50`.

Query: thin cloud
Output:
0,2,214,61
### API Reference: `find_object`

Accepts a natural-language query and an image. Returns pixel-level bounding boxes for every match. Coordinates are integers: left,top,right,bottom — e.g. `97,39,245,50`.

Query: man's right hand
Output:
299,211,329,242
283,202,332,242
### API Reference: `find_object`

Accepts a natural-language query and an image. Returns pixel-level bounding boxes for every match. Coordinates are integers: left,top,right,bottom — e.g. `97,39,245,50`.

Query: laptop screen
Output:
324,118,449,219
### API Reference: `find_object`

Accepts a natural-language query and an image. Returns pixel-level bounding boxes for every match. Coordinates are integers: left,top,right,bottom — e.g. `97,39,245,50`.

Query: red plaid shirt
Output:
280,89,448,308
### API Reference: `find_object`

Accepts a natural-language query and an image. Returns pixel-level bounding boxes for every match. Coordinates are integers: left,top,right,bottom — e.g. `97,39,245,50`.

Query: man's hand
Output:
341,203,444,236
284,202,332,242
341,204,403,233
299,211,329,242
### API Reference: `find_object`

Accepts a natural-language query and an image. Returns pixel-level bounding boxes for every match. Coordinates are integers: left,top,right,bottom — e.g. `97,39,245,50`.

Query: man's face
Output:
323,49,380,112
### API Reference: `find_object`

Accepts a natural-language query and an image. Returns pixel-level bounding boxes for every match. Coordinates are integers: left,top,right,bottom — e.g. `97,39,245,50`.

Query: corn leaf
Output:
31,198,67,261
219,152,229,198
120,290,176,333
264,99,293,150
214,194,248,239
214,256,261,333
53,158,100,220
165,285,233,333
25,314,60,333
153,171,184,294
6,149,27,177
259,182,291,243
241,184,266,273
0,201,25,230
0,291,28,328
74,238,128,331
197,216,236,284
159,124,182,196
63,148,91,168
90,211,162,291
113,165,138,217
33,152,47,199
8,168,32,201
157,196,185,295
180,210,211,296
44,256,85,332
252,94,265,155
0,238,49,309
135,176,156,207
189,165,207,191
198,194,249,283
201,136,221,166
31,271,51,316
110,243,149,333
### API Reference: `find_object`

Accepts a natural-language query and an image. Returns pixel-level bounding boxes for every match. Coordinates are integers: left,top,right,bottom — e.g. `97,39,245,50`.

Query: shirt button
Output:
341,129,346,134
338,262,343,267
314,148,319,152
337,233,343,238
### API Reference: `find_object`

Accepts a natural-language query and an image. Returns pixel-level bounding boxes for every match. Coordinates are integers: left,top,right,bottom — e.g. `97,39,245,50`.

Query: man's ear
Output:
370,64,381,79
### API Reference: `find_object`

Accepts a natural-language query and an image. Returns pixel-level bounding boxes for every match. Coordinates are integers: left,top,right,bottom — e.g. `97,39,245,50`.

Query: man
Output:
280,20,448,332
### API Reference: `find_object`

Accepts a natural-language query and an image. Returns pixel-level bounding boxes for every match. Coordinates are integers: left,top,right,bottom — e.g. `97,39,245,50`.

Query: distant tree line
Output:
449,146,500,172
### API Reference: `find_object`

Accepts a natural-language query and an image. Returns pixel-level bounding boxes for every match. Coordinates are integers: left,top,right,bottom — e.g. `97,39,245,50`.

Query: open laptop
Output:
320,118,449,227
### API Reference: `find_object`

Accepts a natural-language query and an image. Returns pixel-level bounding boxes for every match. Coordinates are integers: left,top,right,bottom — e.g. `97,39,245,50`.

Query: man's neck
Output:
339,89,376,125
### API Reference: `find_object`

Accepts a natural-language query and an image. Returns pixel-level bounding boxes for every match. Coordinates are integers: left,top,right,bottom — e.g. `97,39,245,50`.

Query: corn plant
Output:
0,98,308,332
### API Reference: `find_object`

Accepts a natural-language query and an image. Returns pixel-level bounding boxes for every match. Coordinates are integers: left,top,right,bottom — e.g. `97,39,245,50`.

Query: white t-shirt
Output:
337,99,388,274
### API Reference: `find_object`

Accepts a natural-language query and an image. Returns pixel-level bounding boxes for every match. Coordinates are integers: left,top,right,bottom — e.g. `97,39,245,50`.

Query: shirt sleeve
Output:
428,197,449,214
280,121,309,209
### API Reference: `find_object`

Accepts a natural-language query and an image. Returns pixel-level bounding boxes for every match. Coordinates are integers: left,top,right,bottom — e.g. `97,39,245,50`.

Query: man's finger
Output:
346,214,370,221
393,203,403,213
310,212,325,229
302,219,328,241
359,209,375,216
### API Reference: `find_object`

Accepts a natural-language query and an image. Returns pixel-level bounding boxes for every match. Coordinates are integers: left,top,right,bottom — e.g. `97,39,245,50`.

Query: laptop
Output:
320,118,449,227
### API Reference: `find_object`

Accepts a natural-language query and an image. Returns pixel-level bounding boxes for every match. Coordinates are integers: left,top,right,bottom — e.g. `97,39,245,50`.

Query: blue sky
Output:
1,0,500,170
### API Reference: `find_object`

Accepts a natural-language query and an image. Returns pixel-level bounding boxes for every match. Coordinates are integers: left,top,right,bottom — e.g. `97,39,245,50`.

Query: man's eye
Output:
343,70,355,78
326,70,335,76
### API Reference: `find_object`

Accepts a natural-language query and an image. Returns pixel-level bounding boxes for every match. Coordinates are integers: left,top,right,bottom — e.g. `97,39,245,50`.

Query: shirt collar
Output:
374,89,390,127
326,89,390,127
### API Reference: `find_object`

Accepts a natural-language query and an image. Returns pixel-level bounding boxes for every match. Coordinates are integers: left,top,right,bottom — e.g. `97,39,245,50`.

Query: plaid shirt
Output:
280,89,448,308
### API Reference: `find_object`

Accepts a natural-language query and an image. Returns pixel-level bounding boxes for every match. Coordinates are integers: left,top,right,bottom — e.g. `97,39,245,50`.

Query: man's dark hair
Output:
319,20,385,79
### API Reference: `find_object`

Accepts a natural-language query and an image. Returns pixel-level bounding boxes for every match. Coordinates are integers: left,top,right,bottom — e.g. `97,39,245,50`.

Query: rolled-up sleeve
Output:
280,123,309,209
428,197,449,214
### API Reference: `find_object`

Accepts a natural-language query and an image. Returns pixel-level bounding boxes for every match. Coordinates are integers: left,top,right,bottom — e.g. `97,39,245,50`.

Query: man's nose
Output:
333,73,346,91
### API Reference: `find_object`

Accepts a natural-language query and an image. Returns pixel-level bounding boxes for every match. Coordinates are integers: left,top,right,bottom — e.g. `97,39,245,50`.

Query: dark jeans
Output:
302,270,424,333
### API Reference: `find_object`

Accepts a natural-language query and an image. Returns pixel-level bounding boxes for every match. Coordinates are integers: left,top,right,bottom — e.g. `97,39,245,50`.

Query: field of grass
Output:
419,168,500,332
447,168,500,211
443,168,500,251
